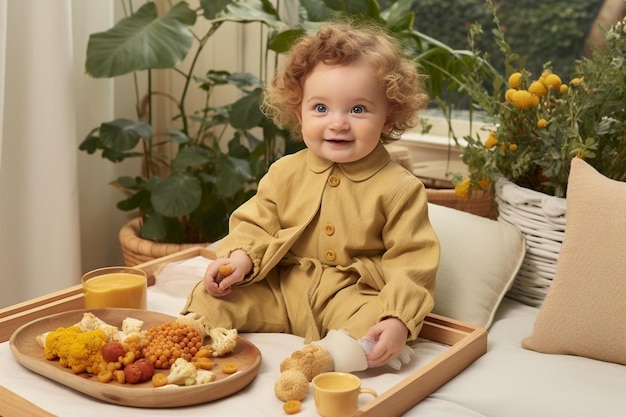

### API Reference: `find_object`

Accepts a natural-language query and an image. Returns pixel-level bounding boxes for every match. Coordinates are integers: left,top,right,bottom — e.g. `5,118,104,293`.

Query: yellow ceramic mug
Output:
81,266,147,309
312,372,377,417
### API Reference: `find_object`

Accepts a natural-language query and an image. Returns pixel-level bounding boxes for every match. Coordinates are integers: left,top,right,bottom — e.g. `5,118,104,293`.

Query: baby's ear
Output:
383,119,395,135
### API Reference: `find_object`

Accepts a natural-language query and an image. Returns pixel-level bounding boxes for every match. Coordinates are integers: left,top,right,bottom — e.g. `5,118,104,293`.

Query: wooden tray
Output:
0,247,488,417
9,308,261,408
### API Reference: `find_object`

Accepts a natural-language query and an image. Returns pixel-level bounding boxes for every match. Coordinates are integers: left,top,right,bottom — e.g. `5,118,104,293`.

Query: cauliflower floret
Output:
208,327,237,357
44,326,107,374
176,312,210,339
44,326,80,361
194,369,216,385
280,344,332,381
36,331,50,349
166,357,197,386
274,369,309,402
121,317,146,340
76,312,119,341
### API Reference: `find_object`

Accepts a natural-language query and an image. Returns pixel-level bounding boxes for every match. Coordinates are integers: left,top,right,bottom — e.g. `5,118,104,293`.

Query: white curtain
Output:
0,0,130,309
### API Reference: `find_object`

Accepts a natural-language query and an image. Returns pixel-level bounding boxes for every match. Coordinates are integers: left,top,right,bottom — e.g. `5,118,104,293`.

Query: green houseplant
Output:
81,0,300,246
80,0,477,251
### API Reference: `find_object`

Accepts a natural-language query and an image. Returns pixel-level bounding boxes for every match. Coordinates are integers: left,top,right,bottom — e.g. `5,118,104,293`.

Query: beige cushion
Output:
522,158,626,365
428,203,525,328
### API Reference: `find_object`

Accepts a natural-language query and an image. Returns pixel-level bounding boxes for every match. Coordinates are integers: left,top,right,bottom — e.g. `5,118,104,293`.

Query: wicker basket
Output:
119,218,208,267
495,178,566,307
426,188,497,219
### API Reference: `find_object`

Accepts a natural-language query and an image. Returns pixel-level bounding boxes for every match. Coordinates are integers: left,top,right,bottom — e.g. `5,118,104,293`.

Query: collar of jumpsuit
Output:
306,142,391,182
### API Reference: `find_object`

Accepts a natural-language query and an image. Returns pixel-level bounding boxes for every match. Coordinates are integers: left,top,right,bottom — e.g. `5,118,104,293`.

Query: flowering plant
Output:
454,4,626,199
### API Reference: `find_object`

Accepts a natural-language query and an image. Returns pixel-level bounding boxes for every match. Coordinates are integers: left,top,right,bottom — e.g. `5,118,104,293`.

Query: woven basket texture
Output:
119,218,207,266
495,178,566,307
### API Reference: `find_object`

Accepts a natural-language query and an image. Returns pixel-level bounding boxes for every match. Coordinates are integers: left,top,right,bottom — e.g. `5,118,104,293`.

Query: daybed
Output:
1,158,624,416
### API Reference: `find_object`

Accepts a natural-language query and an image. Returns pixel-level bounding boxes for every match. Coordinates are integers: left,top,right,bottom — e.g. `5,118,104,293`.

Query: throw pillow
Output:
427,203,525,328
522,158,626,365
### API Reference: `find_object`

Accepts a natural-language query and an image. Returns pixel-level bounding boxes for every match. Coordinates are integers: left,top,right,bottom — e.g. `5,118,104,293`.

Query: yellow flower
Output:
508,72,523,88
509,144,518,151
544,73,562,90
531,95,540,107
504,88,517,103
454,178,470,199
477,178,492,190
537,118,548,128
484,131,499,148
528,81,547,97
570,77,584,86
510,90,535,109
559,84,569,94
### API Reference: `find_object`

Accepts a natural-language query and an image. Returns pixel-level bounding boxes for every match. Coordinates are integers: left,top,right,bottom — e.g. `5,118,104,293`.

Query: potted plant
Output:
451,0,625,305
80,1,300,258
80,0,477,264
454,1,626,198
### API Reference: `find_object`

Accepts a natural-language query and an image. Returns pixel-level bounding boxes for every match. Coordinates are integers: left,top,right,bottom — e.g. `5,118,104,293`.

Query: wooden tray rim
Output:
0,246,487,417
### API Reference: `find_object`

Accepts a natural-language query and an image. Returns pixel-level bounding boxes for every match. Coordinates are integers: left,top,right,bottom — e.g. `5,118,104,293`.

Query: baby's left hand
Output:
362,317,408,368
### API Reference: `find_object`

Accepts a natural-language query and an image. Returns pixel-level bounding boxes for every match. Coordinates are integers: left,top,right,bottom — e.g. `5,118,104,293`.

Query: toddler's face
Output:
298,62,390,163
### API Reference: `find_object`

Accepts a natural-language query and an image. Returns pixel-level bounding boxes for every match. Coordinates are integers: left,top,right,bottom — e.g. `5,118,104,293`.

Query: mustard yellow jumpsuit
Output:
182,143,440,343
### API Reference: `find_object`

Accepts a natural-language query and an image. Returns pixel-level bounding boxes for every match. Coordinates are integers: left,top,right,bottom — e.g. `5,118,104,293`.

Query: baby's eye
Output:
315,104,327,113
351,105,365,114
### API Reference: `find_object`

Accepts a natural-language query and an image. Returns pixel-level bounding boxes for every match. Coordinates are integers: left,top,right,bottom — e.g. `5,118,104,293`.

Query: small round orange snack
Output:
218,264,233,277
283,400,302,415
152,373,168,387
221,363,238,374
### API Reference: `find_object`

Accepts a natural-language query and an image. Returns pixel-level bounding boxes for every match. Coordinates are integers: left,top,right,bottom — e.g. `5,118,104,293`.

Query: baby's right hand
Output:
202,250,251,297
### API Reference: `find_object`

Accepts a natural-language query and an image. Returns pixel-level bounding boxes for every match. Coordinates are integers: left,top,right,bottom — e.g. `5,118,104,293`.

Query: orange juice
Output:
82,268,147,309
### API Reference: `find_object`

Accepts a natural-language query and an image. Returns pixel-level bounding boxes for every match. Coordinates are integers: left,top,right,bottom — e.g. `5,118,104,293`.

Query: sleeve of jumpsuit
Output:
215,152,326,284
363,174,440,341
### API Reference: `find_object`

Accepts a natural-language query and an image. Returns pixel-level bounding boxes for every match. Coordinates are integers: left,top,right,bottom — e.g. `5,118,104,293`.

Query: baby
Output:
182,20,440,370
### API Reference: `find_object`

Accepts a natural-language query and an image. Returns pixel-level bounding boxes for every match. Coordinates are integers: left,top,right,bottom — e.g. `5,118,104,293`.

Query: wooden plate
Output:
9,309,262,408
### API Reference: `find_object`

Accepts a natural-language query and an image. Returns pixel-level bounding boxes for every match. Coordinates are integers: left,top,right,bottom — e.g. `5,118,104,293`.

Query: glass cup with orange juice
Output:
81,267,147,309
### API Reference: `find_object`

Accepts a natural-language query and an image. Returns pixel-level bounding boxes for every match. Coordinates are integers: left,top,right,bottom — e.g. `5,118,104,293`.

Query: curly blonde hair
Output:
262,20,429,143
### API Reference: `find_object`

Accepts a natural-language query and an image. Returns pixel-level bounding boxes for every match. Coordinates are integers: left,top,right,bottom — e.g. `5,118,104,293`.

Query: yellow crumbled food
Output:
44,326,108,374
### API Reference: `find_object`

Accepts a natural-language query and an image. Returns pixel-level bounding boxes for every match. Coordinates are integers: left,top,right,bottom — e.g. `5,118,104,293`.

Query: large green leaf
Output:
221,0,286,30
171,145,210,170
268,29,306,53
151,173,202,217
99,119,144,151
200,0,232,19
229,89,264,130
215,154,251,198
383,0,415,33
85,2,197,78
300,0,335,22
321,0,381,18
